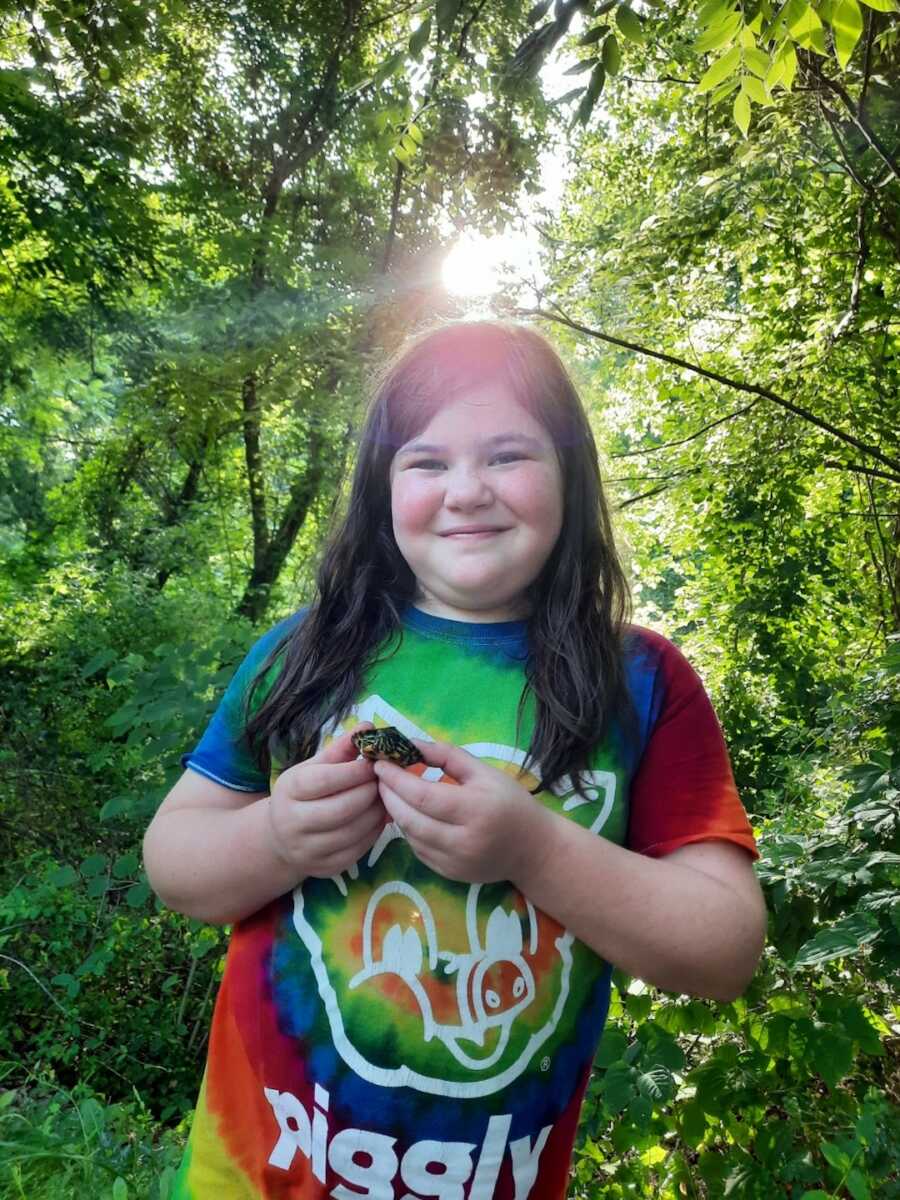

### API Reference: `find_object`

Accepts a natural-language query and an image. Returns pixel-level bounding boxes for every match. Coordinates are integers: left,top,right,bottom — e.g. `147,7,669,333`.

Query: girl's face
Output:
389,384,564,621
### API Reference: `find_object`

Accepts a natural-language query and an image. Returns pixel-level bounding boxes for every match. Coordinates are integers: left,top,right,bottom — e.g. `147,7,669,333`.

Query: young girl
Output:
144,320,765,1200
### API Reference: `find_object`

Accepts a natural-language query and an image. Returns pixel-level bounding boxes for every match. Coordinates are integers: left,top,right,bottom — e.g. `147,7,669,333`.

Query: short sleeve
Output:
181,611,304,793
625,629,759,861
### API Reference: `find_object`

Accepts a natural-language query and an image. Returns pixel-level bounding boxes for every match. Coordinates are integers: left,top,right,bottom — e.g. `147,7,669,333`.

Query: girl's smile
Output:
389,385,564,622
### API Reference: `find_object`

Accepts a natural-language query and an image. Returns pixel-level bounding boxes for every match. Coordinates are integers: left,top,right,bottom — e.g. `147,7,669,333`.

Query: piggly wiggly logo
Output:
289,696,617,1098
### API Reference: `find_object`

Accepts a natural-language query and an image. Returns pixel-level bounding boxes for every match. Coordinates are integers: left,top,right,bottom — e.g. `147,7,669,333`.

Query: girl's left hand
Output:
373,740,551,884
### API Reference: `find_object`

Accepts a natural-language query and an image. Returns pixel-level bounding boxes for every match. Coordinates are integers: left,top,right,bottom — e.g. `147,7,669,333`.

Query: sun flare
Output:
441,230,535,299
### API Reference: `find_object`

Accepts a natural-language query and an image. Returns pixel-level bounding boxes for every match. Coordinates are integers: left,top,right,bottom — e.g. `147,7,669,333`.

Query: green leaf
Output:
51,972,80,998
794,911,881,966
579,23,608,44
552,85,587,105
816,1031,855,1089
697,44,741,93
616,5,646,43
744,46,771,76
565,57,600,74
637,1065,674,1101
409,17,432,57
112,1178,128,1200
126,881,151,908
372,50,404,87
695,10,741,52
698,0,732,24
79,1097,105,1137
710,76,740,104
846,1168,871,1200
733,89,751,134
742,74,771,104
87,875,109,898
112,853,140,879
81,648,115,678
681,1099,707,1146
628,1093,652,1125
820,1139,852,1172
602,34,622,75
49,864,79,888
832,0,863,67
80,853,107,878
158,1167,177,1200
857,0,898,11
600,1061,637,1112
786,0,828,53
577,62,606,123
595,1028,629,1066
780,41,799,87
799,1193,832,1199
100,794,131,821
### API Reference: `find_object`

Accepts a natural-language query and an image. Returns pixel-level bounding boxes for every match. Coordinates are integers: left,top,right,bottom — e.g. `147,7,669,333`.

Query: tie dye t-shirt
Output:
172,606,758,1200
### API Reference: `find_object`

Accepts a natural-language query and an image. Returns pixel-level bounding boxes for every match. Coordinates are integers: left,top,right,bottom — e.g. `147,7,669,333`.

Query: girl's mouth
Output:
440,527,508,538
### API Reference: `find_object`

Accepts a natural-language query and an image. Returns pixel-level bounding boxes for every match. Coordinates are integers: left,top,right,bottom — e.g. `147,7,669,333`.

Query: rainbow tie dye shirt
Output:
173,607,758,1199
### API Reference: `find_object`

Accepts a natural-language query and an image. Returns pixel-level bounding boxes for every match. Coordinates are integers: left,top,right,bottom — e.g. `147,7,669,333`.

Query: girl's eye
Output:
408,459,445,470
491,452,526,465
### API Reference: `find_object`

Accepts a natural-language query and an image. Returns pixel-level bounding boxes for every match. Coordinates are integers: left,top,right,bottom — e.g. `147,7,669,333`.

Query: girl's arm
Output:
143,729,386,925
142,771,301,925
512,822,766,1003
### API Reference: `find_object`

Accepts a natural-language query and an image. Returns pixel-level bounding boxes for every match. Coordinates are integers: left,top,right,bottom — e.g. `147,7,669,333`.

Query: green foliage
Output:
569,642,900,1197
0,853,228,1118
0,0,898,1193
0,1072,184,1200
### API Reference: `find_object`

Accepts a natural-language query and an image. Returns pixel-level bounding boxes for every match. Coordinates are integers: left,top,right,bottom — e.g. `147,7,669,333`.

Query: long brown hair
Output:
244,319,637,796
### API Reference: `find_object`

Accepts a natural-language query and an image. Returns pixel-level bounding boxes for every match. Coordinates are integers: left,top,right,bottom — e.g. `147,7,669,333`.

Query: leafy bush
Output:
0,853,227,1119
0,1070,184,1200
571,640,900,1198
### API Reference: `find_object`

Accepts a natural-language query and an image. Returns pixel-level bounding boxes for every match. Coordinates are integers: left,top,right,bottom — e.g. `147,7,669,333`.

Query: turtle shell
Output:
351,726,424,767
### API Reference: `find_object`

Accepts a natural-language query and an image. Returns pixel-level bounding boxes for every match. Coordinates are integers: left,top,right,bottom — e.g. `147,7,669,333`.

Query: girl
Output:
144,320,766,1200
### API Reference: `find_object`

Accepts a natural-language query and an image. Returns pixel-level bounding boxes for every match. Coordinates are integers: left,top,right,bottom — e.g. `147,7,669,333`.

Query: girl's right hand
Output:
266,725,387,877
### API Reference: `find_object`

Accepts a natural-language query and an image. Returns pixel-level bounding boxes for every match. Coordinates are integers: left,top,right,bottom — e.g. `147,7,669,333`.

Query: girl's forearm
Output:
143,799,304,925
513,809,765,1002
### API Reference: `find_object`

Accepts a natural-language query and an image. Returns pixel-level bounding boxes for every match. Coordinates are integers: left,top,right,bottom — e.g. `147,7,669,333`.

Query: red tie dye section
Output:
626,628,758,861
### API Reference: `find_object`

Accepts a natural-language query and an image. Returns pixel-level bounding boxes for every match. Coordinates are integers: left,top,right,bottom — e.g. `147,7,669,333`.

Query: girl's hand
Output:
267,724,388,878
374,740,551,884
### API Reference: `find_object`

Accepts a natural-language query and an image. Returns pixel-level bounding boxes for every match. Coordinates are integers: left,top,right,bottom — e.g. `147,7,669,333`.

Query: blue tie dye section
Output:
181,610,304,791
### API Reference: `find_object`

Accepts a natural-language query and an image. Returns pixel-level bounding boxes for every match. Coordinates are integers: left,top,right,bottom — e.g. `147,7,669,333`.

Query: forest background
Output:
1,0,899,1196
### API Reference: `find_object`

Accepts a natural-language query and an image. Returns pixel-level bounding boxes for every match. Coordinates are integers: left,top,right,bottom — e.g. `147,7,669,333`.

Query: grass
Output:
0,1066,185,1200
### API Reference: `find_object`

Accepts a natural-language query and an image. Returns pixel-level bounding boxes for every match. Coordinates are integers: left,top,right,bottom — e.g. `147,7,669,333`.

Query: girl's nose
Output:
444,465,492,508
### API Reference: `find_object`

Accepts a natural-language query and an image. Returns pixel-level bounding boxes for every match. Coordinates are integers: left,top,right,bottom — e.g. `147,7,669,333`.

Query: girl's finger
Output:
373,760,459,822
324,807,387,857
313,722,375,765
282,757,375,802
412,738,476,783
378,781,451,852
294,781,379,831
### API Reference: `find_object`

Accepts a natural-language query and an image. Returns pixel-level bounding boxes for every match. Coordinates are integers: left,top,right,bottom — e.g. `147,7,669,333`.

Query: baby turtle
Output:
352,726,424,767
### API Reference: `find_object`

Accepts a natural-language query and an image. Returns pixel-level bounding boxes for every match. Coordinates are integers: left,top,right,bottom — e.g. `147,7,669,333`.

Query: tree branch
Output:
241,371,269,572
609,402,758,458
807,56,900,185
514,303,900,477
617,483,671,508
382,158,406,276
823,460,900,485
456,0,491,59
830,198,870,343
